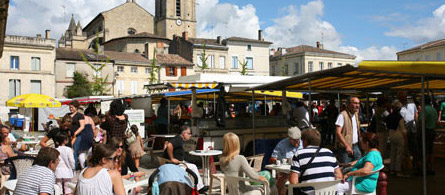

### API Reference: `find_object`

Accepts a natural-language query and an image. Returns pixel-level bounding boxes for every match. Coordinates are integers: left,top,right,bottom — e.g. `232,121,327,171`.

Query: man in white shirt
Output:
398,91,418,169
335,96,362,164
293,101,310,130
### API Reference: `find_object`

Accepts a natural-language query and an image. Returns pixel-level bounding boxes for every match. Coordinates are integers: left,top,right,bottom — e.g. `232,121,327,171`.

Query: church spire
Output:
68,14,76,32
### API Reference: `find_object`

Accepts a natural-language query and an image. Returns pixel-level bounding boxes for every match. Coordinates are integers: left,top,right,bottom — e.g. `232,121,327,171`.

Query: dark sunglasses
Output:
116,145,124,149
106,156,119,161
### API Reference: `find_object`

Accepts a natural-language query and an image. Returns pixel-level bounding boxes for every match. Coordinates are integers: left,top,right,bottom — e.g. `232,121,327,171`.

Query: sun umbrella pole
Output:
168,97,170,134
308,78,312,126
421,76,427,195
252,90,256,155
32,108,34,136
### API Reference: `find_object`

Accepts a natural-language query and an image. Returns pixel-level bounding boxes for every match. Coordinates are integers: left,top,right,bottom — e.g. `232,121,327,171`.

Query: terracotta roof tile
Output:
56,48,108,61
156,54,193,66
187,38,225,46
104,51,149,63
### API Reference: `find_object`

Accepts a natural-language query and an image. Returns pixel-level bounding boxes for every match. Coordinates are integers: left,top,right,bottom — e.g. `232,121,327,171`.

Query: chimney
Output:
157,41,164,49
270,48,275,55
45,30,50,39
216,36,222,44
182,31,188,40
258,30,263,41
316,41,323,49
36,34,42,38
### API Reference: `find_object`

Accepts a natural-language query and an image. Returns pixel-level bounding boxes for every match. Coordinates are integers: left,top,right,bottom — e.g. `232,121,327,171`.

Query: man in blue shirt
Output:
271,126,303,195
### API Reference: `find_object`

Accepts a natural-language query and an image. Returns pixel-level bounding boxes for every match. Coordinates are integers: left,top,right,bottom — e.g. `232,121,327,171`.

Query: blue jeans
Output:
73,135,82,170
338,144,362,164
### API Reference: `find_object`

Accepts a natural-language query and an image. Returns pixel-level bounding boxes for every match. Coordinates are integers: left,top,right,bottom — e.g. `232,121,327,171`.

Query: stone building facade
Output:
55,48,114,98
169,31,272,76
270,42,356,76
397,39,445,61
0,32,56,105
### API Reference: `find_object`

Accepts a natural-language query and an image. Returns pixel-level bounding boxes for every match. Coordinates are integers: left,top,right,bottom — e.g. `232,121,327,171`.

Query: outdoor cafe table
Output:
24,150,39,156
189,150,222,185
265,164,291,176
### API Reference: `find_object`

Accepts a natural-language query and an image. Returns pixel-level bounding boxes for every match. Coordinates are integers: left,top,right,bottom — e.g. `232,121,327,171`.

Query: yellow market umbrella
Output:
6,94,61,108
6,94,61,133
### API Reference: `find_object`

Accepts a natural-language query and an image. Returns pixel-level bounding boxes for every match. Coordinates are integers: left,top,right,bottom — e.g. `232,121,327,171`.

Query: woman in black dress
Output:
69,100,85,170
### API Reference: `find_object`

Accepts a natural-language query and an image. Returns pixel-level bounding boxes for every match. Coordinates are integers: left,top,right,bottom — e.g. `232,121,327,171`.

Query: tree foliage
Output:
146,49,162,94
239,59,248,75
65,71,92,98
281,57,287,76
80,34,111,96
198,43,209,72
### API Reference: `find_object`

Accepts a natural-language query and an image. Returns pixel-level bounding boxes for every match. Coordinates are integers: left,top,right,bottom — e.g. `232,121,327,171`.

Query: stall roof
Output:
144,82,220,90
252,61,445,92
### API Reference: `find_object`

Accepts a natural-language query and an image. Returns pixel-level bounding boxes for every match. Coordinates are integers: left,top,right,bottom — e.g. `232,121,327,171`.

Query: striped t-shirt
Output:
291,146,339,183
14,165,55,195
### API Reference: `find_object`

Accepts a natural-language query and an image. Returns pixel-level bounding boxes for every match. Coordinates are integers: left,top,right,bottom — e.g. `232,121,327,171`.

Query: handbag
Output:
125,121,136,144
293,147,322,195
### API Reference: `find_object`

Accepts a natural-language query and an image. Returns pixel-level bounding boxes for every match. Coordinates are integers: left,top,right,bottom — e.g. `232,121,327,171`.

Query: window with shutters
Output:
31,57,40,71
131,81,138,95
66,63,75,77
181,67,187,76
308,61,313,72
219,56,225,69
232,56,238,69
131,66,138,73
176,0,181,17
30,80,41,94
166,67,176,76
117,80,124,95
246,57,253,69
10,56,19,70
117,66,124,73
9,79,20,99
328,62,332,69
319,62,324,70
209,55,215,68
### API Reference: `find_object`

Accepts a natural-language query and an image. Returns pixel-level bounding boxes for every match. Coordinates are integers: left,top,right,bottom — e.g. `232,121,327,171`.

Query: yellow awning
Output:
359,61,445,75
170,82,219,89
253,91,303,99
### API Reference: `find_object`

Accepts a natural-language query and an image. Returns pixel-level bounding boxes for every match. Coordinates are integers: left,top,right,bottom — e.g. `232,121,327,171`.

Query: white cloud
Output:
6,0,154,39
385,4,445,43
196,0,260,39
264,0,397,62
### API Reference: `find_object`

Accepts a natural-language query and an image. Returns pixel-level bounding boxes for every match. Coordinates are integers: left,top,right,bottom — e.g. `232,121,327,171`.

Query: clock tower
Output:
155,0,196,39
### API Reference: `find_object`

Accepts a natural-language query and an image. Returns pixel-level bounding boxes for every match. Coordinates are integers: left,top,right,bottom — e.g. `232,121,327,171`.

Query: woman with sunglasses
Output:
107,137,145,193
76,144,125,195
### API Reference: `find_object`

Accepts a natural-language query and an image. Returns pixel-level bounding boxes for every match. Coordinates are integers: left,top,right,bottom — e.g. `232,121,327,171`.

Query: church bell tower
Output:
155,0,196,39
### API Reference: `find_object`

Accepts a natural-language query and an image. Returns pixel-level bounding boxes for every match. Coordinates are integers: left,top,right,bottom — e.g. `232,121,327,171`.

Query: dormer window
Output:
128,28,136,35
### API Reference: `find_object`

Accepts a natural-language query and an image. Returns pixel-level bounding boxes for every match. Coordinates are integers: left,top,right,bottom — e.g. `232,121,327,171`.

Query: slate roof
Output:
104,32,171,44
104,51,149,63
397,39,445,55
156,54,193,66
56,48,108,61
271,45,355,59
225,36,273,44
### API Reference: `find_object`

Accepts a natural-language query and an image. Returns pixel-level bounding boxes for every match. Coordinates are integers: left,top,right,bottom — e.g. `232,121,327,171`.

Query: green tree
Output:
281,57,287,76
80,34,111,96
198,43,209,72
146,50,162,94
65,71,92,98
239,59,248,75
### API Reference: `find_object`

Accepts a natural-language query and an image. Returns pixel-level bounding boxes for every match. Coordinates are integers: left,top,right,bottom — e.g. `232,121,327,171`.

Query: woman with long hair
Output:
220,132,268,194
128,125,145,168
76,144,125,195
0,131,16,176
337,132,383,194
69,100,85,170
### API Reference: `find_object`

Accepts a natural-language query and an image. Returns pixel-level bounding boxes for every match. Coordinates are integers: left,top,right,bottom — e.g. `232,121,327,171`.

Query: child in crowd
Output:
128,125,145,168
92,116,106,144
55,131,75,195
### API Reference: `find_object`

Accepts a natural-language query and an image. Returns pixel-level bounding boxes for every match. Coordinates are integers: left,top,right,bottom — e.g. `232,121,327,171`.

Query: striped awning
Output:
169,82,219,89
252,61,445,92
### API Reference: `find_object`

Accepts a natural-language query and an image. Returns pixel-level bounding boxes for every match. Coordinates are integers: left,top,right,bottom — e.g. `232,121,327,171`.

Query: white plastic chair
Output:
225,175,269,195
349,165,384,195
287,180,341,195
53,184,61,195
209,162,225,195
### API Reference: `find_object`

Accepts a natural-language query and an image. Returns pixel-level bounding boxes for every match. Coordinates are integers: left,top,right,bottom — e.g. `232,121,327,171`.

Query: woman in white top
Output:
75,144,125,195
55,131,75,195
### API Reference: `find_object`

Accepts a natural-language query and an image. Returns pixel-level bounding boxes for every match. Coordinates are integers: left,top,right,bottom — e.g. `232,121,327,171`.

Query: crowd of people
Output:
0,99,147,195
1,91,441,195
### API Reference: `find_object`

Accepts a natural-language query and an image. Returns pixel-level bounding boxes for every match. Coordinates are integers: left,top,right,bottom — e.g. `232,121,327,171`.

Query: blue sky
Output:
6,0,445,61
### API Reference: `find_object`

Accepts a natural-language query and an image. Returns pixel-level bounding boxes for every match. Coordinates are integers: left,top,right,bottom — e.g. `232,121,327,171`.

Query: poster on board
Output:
124,109,145,138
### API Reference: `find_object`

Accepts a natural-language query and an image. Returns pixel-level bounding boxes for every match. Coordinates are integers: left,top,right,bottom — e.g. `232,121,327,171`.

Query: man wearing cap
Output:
271,126,303,195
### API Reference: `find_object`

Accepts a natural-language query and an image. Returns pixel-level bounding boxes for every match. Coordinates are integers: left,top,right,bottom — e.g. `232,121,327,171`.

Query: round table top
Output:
189,150,222,156
24,150,39,156
150,134,176,138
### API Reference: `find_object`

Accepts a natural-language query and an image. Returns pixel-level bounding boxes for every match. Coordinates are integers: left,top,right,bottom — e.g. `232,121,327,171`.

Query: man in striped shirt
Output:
290,129,342,194
15,147,60,195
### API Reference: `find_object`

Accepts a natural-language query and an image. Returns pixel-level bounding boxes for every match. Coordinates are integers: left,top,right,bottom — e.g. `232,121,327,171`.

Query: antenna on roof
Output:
321,32,324,45
60,3,66,22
